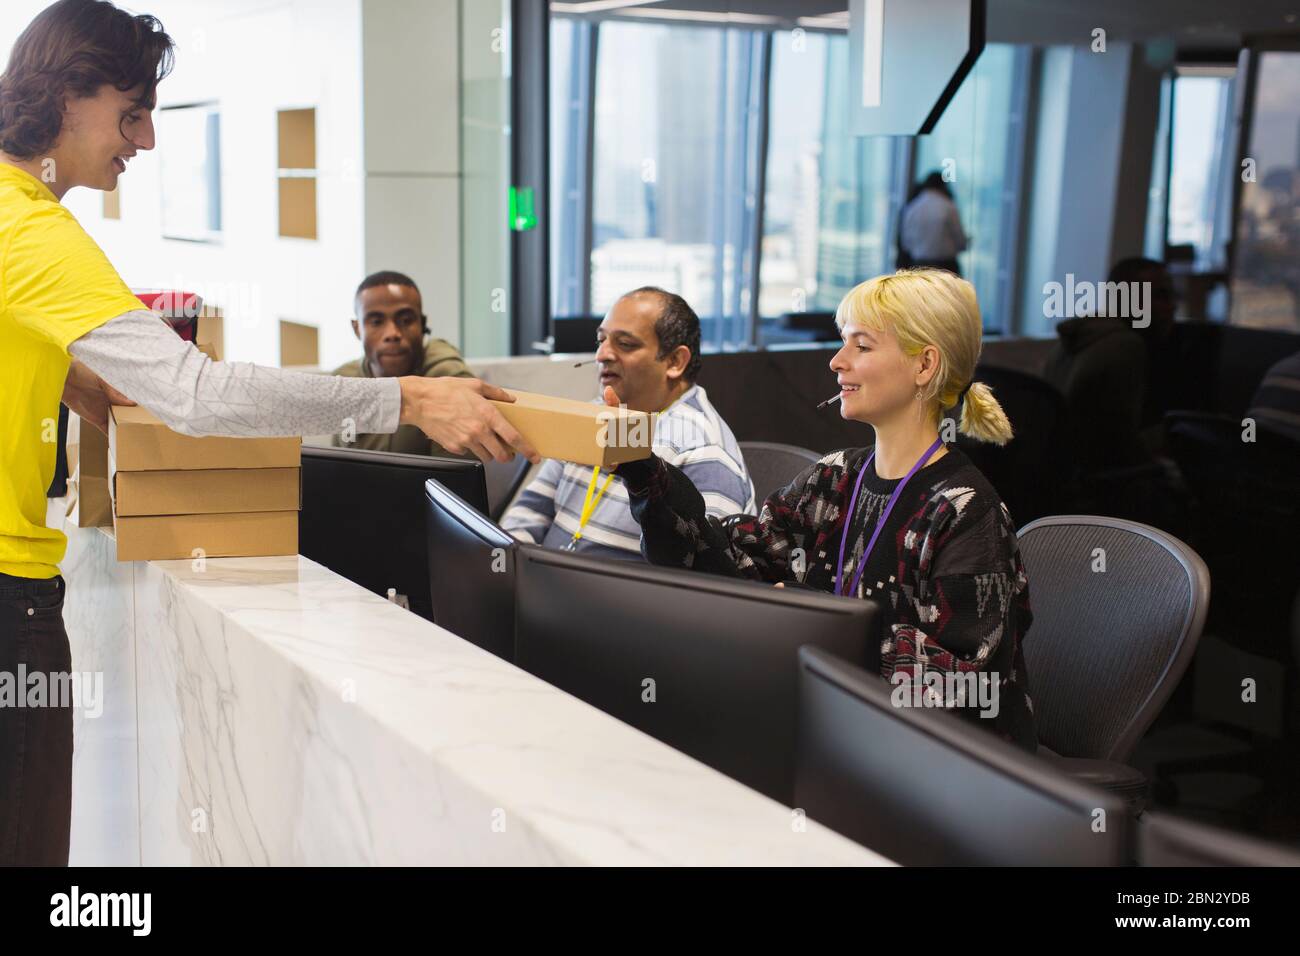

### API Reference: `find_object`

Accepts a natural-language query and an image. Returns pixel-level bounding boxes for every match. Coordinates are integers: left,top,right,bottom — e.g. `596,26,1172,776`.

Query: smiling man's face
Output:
51,83,155,193
352,283,425,378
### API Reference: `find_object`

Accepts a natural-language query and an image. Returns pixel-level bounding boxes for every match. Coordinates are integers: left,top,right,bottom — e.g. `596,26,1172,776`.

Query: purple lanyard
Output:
834,437,945,598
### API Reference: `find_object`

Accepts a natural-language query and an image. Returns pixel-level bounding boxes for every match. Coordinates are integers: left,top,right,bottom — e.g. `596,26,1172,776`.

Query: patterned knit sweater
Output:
617,445,1037,751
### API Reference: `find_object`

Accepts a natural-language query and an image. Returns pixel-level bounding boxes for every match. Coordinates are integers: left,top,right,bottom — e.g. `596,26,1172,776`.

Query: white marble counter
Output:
53,507,889,866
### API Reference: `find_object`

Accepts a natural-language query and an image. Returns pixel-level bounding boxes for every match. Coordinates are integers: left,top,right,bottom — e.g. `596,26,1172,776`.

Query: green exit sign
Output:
509,186,537,231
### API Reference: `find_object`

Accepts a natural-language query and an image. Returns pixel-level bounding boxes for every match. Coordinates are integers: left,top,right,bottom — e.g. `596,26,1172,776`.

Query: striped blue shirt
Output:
501,384,754,560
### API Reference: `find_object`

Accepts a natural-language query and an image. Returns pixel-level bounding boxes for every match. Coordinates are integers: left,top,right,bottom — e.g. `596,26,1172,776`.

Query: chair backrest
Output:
1016,515,1210,763
483,454,532,521
425,479,516,660
795,646,1130,866
954,364,1073,525
778,310,839,341
1205,323,1300,418
1139,811,1300,866
1166,412,1299,645
739,441,821,506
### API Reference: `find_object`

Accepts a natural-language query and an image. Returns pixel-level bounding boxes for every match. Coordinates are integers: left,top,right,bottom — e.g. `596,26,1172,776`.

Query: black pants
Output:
0,573,71,866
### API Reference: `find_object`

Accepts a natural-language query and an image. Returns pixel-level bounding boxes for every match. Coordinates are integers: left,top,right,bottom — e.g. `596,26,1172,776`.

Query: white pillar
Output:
361,0,463,346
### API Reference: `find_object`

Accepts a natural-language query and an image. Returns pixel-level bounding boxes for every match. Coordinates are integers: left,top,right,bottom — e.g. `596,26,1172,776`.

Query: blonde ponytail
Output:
836,269,1016,444
957,381,1013,445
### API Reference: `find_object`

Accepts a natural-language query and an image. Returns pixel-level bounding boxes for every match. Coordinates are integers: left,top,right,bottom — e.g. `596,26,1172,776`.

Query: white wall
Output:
2,0,460,370
361,0,462,347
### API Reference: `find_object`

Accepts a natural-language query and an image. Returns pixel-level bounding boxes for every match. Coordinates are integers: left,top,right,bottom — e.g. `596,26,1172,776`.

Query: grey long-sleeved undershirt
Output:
68,309,401,438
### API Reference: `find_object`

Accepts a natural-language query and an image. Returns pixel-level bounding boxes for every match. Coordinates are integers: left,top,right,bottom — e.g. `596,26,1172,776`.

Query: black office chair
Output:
777,311,839,342
795,646,1131,866
551,316,602,354
1149,413,1300,811
1165,410,1300,654
738,441,820,506
483,455,532,521
954,365,1073,526
1138,811,1300,866
424,479,516,660
1016,515,1210,811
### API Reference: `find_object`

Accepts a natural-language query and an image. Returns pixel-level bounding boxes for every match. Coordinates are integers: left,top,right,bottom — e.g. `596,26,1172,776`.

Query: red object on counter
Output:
134,289,203,341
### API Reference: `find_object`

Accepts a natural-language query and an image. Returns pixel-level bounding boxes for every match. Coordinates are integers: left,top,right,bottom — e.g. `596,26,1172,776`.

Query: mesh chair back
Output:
739,441,821,507
1016,515,1210,762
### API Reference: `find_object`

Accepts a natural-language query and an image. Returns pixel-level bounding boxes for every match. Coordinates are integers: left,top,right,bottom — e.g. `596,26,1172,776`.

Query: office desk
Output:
53,509,889,866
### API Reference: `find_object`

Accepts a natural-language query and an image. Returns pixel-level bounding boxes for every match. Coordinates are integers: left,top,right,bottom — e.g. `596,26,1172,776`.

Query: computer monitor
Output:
513,546,880,804
795,645,1130,866
300,445,487,621
1138,811,1300,867
424,478,516,660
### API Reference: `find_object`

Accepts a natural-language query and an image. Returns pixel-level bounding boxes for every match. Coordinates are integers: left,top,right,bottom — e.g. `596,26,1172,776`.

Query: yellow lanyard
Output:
567,389,683,548
569,466,616,545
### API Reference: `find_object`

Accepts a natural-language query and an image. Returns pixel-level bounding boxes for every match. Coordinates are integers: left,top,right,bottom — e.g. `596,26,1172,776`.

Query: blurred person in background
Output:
898,171,968,276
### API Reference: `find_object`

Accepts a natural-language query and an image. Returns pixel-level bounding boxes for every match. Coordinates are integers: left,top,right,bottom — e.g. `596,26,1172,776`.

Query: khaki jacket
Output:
332,337,474,457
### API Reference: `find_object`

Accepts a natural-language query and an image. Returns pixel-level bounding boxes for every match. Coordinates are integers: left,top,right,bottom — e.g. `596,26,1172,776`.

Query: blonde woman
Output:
612,269,1036,751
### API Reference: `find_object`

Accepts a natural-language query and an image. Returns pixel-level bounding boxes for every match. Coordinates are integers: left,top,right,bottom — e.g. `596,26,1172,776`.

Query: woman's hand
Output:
62,359,135,434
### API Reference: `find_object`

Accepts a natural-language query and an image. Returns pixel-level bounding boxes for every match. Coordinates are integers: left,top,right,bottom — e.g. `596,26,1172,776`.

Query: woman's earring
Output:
915,388,923,401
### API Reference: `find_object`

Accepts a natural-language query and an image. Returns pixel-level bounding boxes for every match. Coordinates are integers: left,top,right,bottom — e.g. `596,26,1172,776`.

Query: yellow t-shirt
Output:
0,163,144,579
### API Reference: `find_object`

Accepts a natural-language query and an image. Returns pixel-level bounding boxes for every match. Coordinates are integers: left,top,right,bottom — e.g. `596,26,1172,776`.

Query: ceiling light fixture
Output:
550,0,665,15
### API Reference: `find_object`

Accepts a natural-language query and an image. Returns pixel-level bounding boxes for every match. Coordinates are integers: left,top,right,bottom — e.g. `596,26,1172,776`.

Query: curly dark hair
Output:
0,0,173,160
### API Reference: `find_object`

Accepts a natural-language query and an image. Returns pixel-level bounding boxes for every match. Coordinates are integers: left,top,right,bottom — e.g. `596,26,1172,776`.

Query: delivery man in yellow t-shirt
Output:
0,0,537,865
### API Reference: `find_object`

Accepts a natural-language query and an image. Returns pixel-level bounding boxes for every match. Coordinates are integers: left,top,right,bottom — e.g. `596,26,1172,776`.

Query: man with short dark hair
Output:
503,287,753,558
332,271,475,456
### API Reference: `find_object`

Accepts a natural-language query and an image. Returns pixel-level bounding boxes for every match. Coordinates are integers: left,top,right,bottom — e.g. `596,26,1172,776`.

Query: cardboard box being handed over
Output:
489,389,653,468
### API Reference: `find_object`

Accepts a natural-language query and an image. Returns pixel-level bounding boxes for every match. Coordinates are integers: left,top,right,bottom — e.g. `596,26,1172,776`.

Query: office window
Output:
1144,73,1173,261
590,23,721,336
913,44,1029,333
1166,68,1237,271
550,15,577,318
1232,50,1300,330
576,21,764,351
760,30,906,344
158,103,222,242
548,22,1028,350
551,16,593,320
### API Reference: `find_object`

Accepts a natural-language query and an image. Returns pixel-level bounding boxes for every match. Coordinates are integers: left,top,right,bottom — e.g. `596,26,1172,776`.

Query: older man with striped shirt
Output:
503,288,753,560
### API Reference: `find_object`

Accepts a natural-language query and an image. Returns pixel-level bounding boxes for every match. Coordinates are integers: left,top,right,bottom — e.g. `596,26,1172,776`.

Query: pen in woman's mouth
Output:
816,393,842,410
